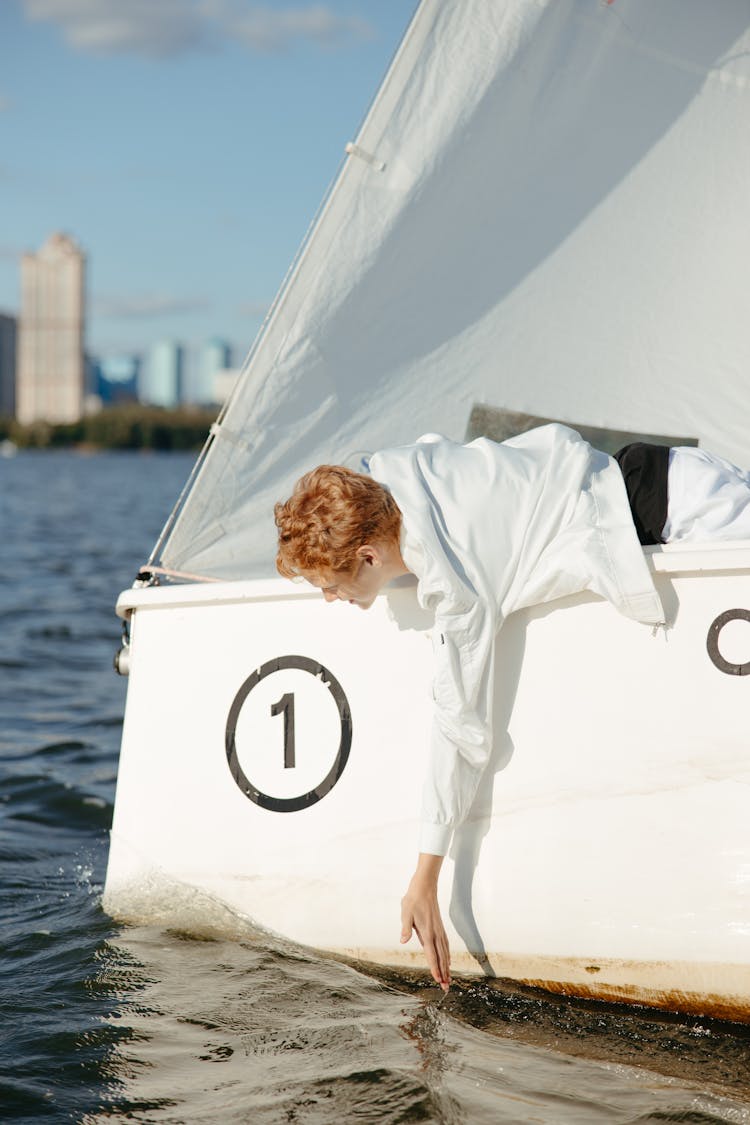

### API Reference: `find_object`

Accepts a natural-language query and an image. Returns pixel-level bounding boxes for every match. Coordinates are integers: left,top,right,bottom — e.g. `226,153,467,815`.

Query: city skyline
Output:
3,228,242,418
0,1,415,370
93,331,237,408
92,332,239,409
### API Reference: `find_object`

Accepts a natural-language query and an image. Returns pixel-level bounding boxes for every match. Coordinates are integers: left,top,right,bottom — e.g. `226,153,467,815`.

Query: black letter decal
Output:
270,692,296,768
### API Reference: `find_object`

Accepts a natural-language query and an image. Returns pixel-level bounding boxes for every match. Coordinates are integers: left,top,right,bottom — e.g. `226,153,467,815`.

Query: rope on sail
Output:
137,565,222,584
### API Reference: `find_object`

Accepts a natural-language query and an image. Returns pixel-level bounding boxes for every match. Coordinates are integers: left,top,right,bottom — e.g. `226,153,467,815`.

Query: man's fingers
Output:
433,940,450,988
400,900,414,944
422,938,440,984
425,927,451,989
412,921,445,987
437,934,451,989
413,928,450,988
418,928,450,990
400,884,452,989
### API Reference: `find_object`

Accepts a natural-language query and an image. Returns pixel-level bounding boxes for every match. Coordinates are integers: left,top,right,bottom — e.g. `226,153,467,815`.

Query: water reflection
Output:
84,903,750,1124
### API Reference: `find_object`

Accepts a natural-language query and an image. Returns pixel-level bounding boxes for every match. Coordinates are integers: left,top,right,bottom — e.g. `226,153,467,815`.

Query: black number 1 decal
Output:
270,692,296,768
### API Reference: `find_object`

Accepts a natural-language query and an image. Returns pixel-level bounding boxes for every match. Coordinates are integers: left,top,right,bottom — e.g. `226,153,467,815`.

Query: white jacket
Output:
368,424,665,856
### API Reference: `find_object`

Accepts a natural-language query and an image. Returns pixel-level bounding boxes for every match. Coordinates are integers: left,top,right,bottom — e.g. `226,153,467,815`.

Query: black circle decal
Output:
706,609,750,676
225,655,352,812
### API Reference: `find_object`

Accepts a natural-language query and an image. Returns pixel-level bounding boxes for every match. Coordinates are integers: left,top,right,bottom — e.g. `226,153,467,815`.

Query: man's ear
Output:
356,544,380,567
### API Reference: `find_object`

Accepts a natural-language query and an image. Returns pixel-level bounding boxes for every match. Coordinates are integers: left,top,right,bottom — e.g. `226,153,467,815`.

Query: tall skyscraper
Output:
0,312,16,417
16,232,86,424
142,341,183,408
195,337,232,405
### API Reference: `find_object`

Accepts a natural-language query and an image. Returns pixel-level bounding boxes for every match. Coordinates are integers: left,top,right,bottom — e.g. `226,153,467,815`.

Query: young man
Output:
274,424,750,991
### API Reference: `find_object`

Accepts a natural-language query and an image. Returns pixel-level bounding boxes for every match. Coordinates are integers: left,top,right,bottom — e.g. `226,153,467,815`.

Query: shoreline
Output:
0,404,217,452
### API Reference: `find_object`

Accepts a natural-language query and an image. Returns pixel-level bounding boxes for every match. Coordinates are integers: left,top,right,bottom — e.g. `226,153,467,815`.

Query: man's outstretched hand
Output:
400,853,451,991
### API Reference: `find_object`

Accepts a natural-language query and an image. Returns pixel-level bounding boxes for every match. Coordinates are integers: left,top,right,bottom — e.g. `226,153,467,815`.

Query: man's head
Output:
274,465,405,609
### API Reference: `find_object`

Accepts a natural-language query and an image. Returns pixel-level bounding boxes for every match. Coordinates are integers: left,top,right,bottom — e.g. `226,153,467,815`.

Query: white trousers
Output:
663,447,750,543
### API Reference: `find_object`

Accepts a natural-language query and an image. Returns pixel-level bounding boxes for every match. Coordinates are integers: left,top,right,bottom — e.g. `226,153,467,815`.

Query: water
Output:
2,449,750,1123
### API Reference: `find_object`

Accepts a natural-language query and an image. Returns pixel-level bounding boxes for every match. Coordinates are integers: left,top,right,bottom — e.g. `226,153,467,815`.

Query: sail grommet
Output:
706,609,750,676
345,142,386,172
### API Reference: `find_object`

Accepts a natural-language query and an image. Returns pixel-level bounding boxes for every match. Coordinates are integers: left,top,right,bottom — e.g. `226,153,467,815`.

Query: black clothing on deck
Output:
614,442,670,546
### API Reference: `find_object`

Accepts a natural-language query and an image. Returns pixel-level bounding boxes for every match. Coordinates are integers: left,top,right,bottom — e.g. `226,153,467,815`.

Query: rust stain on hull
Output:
334,946,750,1025
521,977,750,1025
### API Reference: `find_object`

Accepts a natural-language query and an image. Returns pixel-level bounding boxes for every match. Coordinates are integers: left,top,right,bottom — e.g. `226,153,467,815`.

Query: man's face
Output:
302,558,388,610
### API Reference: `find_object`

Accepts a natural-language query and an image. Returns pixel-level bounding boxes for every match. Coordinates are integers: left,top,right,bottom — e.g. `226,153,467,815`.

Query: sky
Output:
0,0,416,395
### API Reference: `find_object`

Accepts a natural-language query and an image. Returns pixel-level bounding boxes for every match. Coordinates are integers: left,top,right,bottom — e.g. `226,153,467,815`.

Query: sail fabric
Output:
160,0,750,581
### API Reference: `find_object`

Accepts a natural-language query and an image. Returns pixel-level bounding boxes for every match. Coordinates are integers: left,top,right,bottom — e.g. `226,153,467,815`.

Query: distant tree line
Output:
0,404,218,451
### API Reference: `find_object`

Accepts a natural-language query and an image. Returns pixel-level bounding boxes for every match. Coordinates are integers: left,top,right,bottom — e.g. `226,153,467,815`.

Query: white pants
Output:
662,447,750,543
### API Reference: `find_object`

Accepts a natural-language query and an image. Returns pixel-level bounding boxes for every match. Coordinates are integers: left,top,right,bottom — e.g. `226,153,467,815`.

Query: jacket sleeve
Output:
419,596,499,855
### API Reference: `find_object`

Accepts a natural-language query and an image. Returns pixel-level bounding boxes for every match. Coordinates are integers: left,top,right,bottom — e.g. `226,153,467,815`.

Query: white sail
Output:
159,0,750,581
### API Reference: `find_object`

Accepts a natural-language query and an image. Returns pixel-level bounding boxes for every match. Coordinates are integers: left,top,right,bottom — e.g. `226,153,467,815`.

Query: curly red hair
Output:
274,465,402,579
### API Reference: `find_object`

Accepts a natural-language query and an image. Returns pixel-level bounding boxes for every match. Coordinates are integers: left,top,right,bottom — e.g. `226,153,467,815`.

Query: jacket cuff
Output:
419,821,453,856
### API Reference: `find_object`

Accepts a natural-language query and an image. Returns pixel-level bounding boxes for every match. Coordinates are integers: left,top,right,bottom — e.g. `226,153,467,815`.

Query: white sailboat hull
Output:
104,542,750,1022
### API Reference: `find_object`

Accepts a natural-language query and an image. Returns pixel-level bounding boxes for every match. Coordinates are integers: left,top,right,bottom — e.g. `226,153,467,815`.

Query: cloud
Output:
94,293,211,318
22,0,374,58
24,0,208,57
0,95,12,112
226,6,374,52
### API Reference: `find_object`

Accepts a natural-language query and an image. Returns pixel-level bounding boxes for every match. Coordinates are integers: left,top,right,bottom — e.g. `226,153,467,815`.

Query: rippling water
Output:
2,449,750,1123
